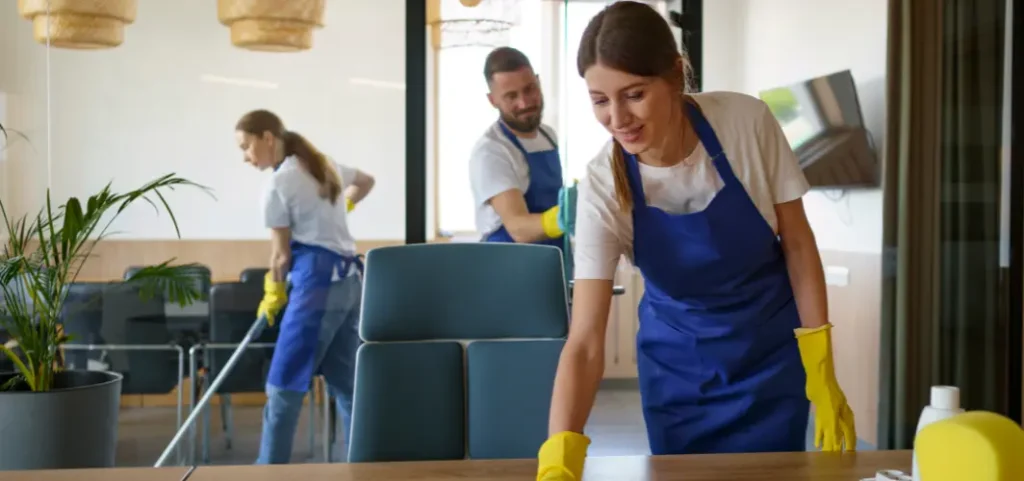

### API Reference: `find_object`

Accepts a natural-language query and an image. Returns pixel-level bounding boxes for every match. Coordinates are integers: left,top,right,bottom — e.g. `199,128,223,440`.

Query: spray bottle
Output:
912,386,965,481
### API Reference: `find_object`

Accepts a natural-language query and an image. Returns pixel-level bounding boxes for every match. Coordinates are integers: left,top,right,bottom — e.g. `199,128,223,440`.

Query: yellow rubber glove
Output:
794,323,857,452
346,198,355,212
257,271,288,327
540,206,563,239
537,431,590,481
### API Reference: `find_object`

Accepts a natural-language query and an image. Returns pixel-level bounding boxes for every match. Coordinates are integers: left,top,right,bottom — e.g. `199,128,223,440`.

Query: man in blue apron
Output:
468,47,576,263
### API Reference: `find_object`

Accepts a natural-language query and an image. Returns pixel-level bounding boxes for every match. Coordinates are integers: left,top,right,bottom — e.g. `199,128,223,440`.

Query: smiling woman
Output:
537,2,857,479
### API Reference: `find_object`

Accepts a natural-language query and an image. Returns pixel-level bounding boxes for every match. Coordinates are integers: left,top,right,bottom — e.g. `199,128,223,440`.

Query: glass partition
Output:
1,0,406,468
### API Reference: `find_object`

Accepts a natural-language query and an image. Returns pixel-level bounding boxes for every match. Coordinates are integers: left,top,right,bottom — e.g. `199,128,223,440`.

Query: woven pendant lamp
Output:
17,0,137,49
217,0,326,52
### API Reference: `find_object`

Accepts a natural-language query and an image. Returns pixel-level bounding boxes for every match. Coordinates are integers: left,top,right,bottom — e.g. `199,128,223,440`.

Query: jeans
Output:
256,274,362,464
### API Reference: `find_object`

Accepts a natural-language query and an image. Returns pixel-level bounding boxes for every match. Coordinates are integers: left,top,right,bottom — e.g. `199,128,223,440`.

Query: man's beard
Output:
500,104,543,133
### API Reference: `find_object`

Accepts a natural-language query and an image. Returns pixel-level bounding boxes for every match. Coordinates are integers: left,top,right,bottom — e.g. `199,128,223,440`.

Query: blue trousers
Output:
255,274,362,464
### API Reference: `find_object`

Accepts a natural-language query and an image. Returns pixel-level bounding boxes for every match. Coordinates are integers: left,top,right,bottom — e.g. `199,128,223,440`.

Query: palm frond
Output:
0,173,211,392
124,261,206,307
0,121,30,152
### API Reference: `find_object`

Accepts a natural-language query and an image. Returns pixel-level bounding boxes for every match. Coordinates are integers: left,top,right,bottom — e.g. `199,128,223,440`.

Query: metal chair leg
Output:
221,394,233,450
307,378,316,459
202,391,211,464
322,377,331,462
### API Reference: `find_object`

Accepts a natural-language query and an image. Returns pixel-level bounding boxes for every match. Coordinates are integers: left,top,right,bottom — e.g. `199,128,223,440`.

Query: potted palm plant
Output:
0,121,211,470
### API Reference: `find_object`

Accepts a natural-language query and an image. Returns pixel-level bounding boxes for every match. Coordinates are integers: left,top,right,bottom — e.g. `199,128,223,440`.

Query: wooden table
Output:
2,452,911,480
4,466,190,481
186,451,910,481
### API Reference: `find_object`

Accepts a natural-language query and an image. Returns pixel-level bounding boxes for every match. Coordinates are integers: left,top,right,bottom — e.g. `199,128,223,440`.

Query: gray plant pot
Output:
0,370,123,471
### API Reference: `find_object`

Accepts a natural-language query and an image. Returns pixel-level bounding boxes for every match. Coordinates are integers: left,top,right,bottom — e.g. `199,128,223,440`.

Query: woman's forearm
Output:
548,279,614,435
548,340,606,435
269,227,292,282
783,238,829,329
346,170,375,204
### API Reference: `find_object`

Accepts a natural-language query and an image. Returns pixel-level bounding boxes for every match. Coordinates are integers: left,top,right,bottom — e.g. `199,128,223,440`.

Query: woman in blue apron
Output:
234,109,376,464
537,4,856,480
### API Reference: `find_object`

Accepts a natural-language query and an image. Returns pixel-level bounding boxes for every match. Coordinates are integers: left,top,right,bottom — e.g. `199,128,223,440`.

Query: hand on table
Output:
795,323,857,452
537,431,591,481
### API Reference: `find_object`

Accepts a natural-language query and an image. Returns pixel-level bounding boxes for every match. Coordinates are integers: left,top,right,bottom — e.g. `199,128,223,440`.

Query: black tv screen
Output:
759,70,880,189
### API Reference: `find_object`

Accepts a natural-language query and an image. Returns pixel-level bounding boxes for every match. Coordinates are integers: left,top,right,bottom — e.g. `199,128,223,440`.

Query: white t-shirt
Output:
468,121,559,237
262,156,359,257
574,91,810,281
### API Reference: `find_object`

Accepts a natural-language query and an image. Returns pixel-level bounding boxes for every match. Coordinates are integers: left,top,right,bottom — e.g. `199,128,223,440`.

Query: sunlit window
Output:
435,0,666,236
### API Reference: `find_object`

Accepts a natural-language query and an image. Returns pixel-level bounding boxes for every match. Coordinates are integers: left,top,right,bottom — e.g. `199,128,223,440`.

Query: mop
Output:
154,315,269,467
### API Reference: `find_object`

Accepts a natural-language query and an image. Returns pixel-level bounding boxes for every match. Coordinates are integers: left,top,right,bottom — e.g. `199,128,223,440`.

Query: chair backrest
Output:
101,282,178,394
239,267,269,284
124,264,212,302
349,243,568,463
181,264,213,301
61,282,107,370
123,266,144,281
207,282,278,393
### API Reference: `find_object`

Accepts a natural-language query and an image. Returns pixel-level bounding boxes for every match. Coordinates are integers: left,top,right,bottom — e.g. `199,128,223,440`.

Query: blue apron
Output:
630,102,808,455
484,122,564,250
266,242,364,393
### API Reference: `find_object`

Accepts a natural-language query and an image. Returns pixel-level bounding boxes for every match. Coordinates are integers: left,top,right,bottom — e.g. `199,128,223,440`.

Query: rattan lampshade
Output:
217,0,326,52
17,0,137,49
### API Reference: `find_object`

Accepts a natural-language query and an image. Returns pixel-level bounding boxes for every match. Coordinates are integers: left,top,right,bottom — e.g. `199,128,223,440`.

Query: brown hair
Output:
483,46,533,84
577,1,695,212
235,109,342,205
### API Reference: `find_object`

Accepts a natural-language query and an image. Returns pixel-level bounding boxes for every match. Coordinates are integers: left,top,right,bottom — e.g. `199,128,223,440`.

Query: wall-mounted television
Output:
758,70,880,189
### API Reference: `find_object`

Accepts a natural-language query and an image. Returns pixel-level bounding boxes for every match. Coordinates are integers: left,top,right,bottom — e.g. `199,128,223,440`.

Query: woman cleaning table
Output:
537,3,857,480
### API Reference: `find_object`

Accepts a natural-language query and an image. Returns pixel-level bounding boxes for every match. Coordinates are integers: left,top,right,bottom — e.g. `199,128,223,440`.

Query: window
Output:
760,84,826,150
434,0,666,237
435,0,552,235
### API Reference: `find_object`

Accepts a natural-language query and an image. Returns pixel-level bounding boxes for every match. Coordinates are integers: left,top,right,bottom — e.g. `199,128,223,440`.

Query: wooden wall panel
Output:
72,239,405,282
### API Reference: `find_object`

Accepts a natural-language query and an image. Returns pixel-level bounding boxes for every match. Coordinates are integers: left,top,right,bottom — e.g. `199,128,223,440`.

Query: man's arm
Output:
470,142,561,243
489,189,554,243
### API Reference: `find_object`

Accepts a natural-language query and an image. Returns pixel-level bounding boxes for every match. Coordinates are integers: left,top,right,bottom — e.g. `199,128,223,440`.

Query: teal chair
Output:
348,243,569,462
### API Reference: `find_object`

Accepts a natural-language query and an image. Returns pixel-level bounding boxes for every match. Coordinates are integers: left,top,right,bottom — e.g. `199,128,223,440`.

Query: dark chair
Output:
100,282,181,395
60,282,108,370
349,243,568,462
239,267,269,284
200,281,278,461
124,264,213,302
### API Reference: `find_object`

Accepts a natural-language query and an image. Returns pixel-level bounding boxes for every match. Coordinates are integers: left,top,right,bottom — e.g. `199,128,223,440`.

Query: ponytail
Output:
610,139,633,212
282,131,343,205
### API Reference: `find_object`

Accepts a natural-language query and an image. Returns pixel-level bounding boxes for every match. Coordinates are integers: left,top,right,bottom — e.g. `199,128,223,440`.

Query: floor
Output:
117,388,873,467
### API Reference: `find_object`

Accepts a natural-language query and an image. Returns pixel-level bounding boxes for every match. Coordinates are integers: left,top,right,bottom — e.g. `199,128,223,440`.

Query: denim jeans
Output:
255,274,361,464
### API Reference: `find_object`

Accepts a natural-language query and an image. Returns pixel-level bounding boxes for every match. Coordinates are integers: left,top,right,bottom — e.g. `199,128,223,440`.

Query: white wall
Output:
1,4,50,225
704,0,888,254
1,0,406,241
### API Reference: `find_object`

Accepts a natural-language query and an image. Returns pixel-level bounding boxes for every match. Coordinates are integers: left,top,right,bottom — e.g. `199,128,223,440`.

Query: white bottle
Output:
911,386,965,481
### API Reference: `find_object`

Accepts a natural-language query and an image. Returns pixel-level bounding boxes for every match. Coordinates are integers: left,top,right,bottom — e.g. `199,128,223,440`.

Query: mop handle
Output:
154,315,268,467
